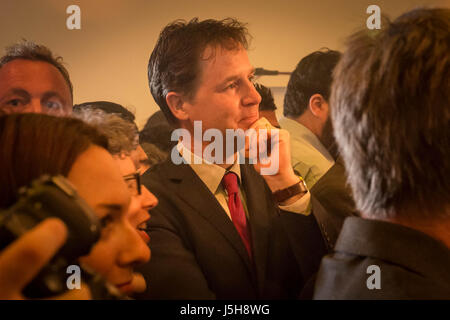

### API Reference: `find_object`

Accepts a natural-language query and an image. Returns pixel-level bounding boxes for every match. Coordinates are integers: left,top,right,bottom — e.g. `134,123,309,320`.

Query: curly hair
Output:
73,108,139,156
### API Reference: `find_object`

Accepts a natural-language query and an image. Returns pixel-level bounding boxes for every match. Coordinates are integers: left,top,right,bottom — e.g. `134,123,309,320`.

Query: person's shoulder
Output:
314,217,450,299
314,252,450,299
141,158,180,189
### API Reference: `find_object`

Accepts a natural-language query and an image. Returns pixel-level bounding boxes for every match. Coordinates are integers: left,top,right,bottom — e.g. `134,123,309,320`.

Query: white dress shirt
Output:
177,141,310,218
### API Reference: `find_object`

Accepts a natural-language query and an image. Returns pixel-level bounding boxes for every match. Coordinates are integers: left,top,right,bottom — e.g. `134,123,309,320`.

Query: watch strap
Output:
272,177,307,203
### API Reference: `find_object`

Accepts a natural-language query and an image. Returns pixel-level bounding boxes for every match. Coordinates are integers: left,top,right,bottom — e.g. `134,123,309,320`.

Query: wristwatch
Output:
272,177,308,203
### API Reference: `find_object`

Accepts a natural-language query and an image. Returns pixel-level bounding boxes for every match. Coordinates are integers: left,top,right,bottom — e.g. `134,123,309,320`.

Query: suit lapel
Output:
162,160,254,273
240,164,270,293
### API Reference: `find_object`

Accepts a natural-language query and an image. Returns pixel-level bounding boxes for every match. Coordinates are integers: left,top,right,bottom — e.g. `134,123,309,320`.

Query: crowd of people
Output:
0,7,448,300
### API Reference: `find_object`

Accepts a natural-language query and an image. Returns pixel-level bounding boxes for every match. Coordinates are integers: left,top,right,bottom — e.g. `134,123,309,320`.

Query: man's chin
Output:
239,116,258,129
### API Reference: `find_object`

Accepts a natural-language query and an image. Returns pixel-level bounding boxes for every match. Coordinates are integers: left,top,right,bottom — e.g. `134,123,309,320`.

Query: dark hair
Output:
331,8,450,220
148,18,250,125
283,49,341,118
73,101,136,124
0,113,108,208
141,142,169,167
255,83,277,111
140,111,175,153
0,40,73,98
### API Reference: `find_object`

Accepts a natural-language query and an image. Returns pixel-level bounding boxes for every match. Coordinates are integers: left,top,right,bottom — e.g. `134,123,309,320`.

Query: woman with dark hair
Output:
0,113,150,298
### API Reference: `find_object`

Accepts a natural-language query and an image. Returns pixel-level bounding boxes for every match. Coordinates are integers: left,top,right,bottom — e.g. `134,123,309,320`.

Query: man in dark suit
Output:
313,8,450,299
136,18,328,299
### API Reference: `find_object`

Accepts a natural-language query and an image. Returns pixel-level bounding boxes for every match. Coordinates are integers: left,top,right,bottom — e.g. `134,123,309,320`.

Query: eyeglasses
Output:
123,172,141,196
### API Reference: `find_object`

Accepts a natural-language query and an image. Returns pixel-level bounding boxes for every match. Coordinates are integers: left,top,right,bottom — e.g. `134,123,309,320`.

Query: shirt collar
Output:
177,141,241,194
279,117,333,161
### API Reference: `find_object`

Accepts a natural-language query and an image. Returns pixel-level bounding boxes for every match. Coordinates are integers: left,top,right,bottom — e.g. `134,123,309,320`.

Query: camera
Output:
0,175,123,299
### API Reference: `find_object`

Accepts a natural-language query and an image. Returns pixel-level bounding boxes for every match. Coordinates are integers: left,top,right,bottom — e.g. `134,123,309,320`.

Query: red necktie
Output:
222,172,252,259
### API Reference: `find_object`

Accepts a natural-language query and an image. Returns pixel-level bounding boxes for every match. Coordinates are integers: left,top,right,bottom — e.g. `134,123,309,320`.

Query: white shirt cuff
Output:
278,191,311,215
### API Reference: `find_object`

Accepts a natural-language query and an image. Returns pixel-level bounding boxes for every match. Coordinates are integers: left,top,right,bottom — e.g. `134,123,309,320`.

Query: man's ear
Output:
308,94,328,120
166,92,189,121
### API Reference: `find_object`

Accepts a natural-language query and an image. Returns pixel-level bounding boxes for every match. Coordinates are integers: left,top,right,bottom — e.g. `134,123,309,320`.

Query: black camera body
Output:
0,175,101,298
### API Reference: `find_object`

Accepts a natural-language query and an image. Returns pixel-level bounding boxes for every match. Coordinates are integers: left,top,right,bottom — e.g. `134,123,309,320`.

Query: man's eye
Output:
45,101,62,109
6,99,23,107
227,82,238,90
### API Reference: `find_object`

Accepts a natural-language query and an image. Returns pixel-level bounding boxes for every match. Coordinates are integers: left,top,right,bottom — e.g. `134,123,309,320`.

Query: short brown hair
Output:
255,83,277,112
0,40,73,98
148,18,250,125
331,8,450,220
0,113,107,208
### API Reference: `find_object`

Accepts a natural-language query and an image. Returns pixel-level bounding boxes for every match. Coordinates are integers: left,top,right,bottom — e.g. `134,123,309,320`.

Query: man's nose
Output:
25,100,44,114
140,186,158,212
242,81,262,107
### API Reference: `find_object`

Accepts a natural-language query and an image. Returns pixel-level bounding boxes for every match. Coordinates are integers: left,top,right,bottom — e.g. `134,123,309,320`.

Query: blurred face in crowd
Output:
113,154,158,243
179,44,261,136
112,154,158,293
67,145,150,294
130,145,150,175
0,59,72,115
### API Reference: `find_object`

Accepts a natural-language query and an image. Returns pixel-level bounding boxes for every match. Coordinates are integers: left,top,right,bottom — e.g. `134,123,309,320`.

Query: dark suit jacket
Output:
310,156,357,250
285,156,356,298
136,159,308,299
313,217,450,299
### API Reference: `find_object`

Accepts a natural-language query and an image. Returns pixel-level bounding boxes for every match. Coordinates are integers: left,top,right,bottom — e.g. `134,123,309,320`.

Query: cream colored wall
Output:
1,0,448,128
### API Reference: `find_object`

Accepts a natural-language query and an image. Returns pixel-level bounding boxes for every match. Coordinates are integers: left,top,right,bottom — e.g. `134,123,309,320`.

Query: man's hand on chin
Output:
245,117,301,194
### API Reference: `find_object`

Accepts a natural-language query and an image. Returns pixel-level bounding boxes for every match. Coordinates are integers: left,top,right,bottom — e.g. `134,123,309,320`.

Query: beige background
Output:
0,0,448,127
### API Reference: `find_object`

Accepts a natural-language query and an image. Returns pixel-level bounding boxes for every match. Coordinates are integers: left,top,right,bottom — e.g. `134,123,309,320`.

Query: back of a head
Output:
0,40,73,99
73,101,136,124
73,108,139,156
148,17,250,126
143,110,169,128
284,49,341,118
140,111,175,153
141,142,169,167
331,8,450,220
0,113,107,208
255,83,277,111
